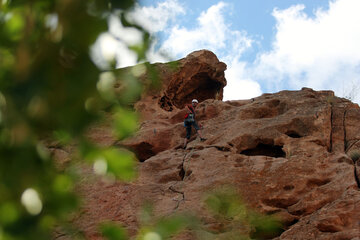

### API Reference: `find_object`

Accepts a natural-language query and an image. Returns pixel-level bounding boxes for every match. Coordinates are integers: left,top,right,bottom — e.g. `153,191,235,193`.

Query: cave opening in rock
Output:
285,131,302,138
132,142,155,162
187,79,222,103
240,143,285,158
174,75,224,108
159,96,173,111
250,225,284,240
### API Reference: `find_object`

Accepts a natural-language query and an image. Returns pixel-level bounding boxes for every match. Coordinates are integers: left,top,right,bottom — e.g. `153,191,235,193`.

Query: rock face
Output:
152,50,227,111
62,50,360,239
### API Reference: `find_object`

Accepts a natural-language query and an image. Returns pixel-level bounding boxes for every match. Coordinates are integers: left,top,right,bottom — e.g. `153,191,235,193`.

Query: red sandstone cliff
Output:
55,50,360,239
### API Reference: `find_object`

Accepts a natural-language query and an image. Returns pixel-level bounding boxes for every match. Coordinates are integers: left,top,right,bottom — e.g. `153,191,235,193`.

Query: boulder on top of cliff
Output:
124,50,227,117
159,50,227,110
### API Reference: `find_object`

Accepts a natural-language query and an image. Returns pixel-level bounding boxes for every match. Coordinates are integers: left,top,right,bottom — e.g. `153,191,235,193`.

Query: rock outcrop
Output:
57,50,360,239
147,50,227,111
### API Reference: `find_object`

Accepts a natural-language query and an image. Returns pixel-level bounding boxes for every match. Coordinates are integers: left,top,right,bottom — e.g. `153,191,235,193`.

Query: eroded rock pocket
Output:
240,143,286,158
129,142,155,162
285,130,302,138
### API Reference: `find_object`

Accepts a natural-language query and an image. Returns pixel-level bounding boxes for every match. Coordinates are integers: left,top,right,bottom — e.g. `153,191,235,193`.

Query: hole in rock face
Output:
132,142,155,162
250,222,284,240
268,99,280,107
179,167,185,180
188,78,222,102
285,131,302,138
163,73,224,110
283,185,295,191
285,218,299,228
240,143,285,158
159,96,173,111
306,178,331,187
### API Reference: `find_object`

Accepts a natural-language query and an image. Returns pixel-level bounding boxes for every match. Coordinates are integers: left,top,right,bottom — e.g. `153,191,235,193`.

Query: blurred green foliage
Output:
100,222,129,240
100,204,198,240
0,0,148,239
137,204,198,240
98,189,283,240
203,187,283,240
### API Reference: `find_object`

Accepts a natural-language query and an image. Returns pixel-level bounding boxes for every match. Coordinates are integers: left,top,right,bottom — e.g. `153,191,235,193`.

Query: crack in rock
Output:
342,109,360,189
346,139,360,153
329,105,333,152
169,149,198,211
179,152,188,180
180,149,195,180
354,162,360,189
205,145,231,152
169,185,185,211
343,109,347,152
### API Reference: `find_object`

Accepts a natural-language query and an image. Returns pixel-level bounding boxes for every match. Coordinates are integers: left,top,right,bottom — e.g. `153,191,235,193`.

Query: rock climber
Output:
183,99,206,148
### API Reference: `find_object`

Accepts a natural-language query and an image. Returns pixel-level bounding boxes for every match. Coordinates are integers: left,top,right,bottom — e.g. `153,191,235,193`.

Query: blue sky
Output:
96,0,360,102
140,0,330,59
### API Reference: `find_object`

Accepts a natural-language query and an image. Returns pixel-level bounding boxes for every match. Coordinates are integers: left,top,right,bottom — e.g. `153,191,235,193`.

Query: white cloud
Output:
160,2,252,58
224,61,262,100
126,0,186,63
160,2,229,56
253,0,360,102
126,0,185,34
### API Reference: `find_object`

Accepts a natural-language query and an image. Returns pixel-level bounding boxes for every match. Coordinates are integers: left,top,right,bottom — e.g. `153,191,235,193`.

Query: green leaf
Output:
52,175,74,194
0,202,19,225
100,222,128,240
104,148,137,181
249,213,283,239
110,0,135,10
113,69,143,105
53,130,72,145
155,215,197,239
97,71,117,102
113,108,139,140
0,48,15,70
4,10,25,41
86,147,137,181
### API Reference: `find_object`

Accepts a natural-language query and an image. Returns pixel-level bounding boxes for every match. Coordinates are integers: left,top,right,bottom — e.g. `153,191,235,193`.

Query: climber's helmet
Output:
192,99,198,104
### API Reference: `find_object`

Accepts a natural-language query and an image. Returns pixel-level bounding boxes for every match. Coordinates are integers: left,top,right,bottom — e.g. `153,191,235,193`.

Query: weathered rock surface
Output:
58,50,360,239
149,49,227,111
